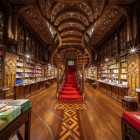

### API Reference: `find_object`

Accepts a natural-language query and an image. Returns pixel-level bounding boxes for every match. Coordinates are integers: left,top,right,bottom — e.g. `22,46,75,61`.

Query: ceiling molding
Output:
58,22,85,31
54,11,89,26
61,30,83,37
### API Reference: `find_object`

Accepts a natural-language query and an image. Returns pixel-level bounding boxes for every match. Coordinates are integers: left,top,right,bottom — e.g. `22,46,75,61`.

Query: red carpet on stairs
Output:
59,66,83,101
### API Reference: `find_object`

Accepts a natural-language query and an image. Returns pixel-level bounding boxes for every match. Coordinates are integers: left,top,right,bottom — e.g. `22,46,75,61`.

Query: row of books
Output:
0,99,31,131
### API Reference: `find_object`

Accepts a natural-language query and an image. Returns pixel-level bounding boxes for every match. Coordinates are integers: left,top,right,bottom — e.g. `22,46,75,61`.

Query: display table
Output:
14,80,47,99
47,77,56,85
85,77,96,85
122,98,138,111
122,111,140,140
97,80,128,102
13,78,56,99
0,108,31,140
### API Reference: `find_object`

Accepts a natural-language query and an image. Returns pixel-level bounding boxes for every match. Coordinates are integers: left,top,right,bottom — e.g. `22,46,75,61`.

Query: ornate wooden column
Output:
57,53,60,93
14,17,18,41
82,50,85,93
8,12,14,40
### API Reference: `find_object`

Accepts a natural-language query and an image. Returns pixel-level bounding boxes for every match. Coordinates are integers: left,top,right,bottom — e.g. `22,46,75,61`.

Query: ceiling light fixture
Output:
105,58,109,62
26,54,30,58
127,40,139,55
128,46,139,55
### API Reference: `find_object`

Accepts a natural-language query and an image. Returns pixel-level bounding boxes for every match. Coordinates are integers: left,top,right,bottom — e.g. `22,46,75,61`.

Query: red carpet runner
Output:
59,66,83,101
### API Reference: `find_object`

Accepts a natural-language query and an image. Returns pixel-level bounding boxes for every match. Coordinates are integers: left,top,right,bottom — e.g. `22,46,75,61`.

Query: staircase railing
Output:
76,70,82,93
58,68,66,92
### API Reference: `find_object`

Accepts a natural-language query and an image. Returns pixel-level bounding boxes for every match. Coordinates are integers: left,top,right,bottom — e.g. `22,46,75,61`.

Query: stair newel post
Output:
82,49,85,99
57,53,60,98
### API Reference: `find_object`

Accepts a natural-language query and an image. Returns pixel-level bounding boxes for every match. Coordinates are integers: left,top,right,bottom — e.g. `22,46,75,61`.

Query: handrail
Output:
76,70,82,93
58,68,66,92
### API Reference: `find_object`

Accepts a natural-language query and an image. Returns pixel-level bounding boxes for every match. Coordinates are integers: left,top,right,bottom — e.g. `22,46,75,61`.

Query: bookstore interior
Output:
0,0,140,140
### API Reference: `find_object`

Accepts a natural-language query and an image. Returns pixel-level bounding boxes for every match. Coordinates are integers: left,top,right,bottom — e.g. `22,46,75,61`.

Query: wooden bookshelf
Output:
47,64,55,78
35,62,44,81
0,11,4,44
15,55,48,84
0,56,2,87
98,61,108,80
24,58,34,79
16,55,24,80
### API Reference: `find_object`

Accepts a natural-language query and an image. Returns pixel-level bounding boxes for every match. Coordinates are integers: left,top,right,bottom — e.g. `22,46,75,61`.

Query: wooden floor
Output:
25,82,125,140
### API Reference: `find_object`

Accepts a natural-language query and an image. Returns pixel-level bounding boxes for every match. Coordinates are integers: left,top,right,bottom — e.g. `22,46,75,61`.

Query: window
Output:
68,60,74,66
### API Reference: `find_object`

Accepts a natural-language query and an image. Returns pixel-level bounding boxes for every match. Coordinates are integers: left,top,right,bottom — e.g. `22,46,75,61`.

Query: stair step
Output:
64,84,78,86
59,95,83,101
60,91,80,94
62,88,79,90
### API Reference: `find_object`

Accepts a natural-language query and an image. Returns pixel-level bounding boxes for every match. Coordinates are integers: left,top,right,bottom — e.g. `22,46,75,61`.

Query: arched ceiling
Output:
22,7,54,44
8,0,136,68
36,0,106,49
51,3,94,22
90,6,123,45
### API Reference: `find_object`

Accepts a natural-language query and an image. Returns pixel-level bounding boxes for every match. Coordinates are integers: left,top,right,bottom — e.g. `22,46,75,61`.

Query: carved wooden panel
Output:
127,54,140,96
4,53,17,97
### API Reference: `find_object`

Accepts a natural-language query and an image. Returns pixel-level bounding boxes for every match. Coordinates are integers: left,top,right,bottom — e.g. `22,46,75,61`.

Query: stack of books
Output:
8,99,32,113
0,99,13,105
0,99,13,110
0,99,32,131
0,106,21,123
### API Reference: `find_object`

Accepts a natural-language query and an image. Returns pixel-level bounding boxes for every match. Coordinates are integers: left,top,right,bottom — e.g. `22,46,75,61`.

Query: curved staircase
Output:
59,66,83,101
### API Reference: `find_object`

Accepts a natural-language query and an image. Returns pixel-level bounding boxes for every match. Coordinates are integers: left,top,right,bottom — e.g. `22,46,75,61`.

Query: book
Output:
8,99,31,113
0,99,13,104
0,104,6,109
8,99,30,108
0,106,21,123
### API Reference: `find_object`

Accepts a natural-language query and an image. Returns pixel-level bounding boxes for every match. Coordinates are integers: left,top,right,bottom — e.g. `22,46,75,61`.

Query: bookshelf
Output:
98,57,127,84
98,61,108,80
17,25,25,54
24,58,34,79
108,59,119,83
87,66,95,78
0,11,4,44
16,55,24,80
47,64,55,78
119,23,127,85
35,62,45,81
120,56,127,83
0,56,2,87
97,22,128,86
16,55,48,84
